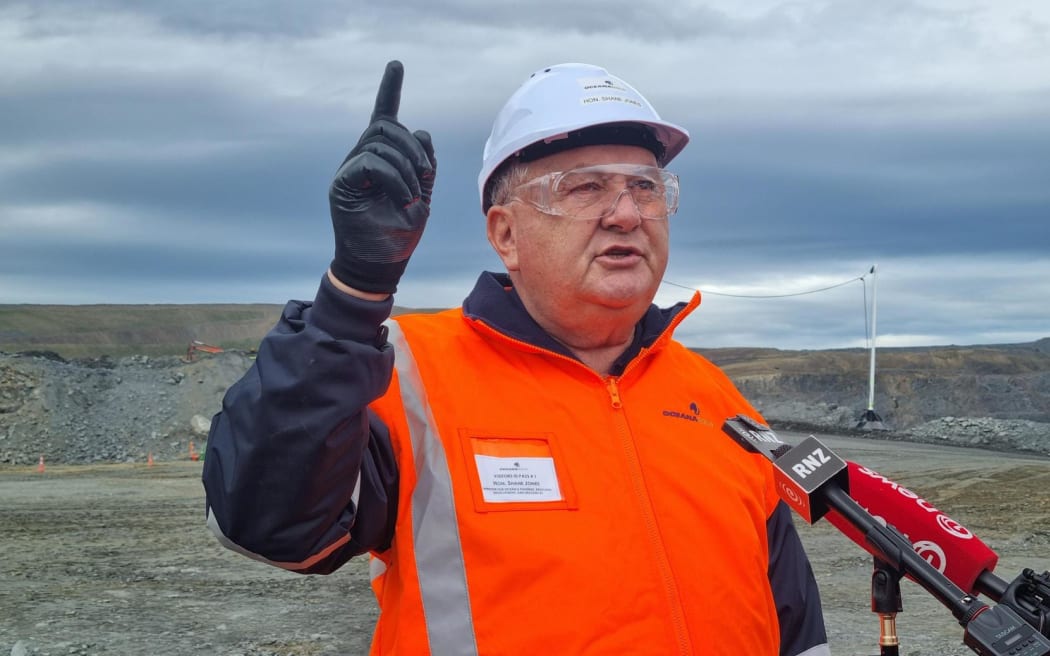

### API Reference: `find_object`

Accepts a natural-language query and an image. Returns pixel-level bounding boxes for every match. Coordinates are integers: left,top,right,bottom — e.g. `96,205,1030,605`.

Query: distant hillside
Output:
702,338,1050,430
0,303,426,358
0,304,1047,463
702,339,1050,377
0,304,287,358
2,303,1048,375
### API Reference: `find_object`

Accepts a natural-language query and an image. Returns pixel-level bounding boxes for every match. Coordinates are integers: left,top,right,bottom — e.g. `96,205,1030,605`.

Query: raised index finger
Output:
371,60,404,122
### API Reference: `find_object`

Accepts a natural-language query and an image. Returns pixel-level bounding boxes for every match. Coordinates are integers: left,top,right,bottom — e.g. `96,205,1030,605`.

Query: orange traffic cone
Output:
189,441,200,462
37,455,45,473
147,452,154,467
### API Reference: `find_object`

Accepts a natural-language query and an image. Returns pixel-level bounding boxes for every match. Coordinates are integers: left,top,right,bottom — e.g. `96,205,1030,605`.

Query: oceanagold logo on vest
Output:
662,402,714,427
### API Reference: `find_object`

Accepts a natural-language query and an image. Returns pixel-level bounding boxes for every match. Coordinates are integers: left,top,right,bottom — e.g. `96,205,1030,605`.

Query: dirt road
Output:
2,433,1048,655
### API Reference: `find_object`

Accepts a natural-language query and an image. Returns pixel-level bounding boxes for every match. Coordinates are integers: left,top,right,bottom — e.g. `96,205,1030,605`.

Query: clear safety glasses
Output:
509,163,680,221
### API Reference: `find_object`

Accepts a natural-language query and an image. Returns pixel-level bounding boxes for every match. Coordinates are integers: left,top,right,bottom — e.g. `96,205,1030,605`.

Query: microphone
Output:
826,461,1000,596
829,461,1050,636
722,414,1050,655
720,414,1002,594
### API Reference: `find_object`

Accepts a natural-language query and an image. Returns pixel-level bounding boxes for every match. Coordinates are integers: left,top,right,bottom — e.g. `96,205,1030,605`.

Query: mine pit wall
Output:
2,351,1049,465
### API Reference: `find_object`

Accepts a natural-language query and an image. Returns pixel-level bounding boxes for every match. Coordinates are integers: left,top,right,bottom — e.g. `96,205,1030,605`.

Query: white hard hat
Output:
478,63,689,213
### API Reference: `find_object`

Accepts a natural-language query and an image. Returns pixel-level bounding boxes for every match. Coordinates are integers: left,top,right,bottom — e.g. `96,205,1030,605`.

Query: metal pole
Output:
868,264,878,411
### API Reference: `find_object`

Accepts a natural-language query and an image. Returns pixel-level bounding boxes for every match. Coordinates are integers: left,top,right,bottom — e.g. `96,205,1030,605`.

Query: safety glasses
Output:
509,163,679,220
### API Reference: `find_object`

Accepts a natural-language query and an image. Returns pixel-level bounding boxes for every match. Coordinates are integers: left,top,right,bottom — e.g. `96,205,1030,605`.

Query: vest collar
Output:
461,272,699,375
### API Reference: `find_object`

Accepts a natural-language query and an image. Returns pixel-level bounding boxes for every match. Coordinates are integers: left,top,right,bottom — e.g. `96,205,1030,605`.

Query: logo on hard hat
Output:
579,76,629,93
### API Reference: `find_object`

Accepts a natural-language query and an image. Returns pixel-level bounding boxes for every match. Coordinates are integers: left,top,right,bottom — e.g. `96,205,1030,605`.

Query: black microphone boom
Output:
722,415,1050,656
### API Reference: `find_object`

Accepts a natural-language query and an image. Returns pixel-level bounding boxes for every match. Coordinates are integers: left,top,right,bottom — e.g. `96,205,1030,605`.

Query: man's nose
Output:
600,188,643,229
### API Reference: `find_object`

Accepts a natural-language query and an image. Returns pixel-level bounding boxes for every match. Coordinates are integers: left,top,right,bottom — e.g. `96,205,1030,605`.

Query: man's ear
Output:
486,205,519,272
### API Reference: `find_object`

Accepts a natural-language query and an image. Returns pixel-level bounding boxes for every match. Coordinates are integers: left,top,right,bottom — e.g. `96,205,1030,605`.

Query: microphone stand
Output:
871,556,903,656
868,564,1050,654
826,482,1050,655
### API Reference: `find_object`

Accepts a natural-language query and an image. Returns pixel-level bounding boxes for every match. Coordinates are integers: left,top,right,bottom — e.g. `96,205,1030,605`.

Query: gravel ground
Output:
2,432,1048,656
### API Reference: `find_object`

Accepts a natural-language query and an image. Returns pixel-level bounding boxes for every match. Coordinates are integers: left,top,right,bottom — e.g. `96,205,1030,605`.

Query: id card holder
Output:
459,430,578,513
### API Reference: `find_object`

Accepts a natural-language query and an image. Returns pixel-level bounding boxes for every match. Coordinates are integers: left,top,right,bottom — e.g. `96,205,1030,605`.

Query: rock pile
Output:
0,350,255,465
905,416,1050,454
1,348,1047,464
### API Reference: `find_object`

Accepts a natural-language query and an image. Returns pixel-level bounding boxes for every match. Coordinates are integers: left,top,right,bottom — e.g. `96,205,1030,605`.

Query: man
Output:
203,60,829,655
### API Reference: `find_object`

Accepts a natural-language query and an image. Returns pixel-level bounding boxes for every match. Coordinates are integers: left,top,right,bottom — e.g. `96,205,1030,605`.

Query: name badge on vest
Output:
475,453,561,502
460,432,578,512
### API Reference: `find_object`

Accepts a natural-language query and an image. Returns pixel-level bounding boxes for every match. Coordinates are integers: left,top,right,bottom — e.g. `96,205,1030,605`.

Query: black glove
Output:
329,60,437,294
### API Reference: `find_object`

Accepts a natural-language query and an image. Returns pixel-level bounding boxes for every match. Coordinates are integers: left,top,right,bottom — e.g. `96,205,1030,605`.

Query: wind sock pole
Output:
868,263,878,412
858,264,888,430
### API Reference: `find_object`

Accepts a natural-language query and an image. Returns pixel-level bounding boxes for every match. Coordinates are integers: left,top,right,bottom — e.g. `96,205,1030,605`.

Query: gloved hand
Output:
329,60,437,294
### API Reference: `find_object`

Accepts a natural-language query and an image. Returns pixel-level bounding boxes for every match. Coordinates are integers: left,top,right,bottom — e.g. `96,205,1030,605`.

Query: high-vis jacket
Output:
203,272,829,656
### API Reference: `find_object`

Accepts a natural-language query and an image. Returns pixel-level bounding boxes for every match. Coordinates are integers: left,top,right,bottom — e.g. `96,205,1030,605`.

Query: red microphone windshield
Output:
825,461,999,593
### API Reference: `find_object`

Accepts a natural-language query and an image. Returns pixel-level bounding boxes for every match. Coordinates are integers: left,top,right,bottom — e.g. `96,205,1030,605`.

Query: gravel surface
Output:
2,349,1048,654
1,433,1048,656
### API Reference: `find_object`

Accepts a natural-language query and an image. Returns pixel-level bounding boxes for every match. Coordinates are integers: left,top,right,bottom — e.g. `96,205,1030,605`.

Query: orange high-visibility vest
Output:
367,299,782,655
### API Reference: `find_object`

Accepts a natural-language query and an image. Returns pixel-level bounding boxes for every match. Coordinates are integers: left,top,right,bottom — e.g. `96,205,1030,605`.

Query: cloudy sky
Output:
2,0,1048,349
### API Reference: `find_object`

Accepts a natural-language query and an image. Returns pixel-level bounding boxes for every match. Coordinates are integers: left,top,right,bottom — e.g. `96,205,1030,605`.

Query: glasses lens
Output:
542,165,678,220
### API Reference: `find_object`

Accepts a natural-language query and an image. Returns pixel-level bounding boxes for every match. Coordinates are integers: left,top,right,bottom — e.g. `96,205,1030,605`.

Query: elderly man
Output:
203,60,829,656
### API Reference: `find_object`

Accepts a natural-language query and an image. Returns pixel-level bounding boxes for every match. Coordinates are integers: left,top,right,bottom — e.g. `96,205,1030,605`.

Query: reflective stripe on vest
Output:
387,320,479,656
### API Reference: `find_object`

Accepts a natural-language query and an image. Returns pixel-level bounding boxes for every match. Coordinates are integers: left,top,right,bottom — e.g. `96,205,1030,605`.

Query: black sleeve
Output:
201,275,400,574
767,501,830,656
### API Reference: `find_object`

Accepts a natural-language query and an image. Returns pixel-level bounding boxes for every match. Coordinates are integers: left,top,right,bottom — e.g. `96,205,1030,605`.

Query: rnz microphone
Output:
721,414,1000,594
827,461,999,595
723,414,1050,656
721,414,848,523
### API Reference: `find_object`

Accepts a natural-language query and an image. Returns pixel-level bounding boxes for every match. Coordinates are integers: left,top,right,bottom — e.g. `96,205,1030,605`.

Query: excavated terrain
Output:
1,339,1049,654
1,434,1047,655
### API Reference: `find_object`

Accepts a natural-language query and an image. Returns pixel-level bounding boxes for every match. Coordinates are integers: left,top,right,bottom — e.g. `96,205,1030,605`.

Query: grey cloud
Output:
2,0,369,37
0,70,347,149
0,137,336,222
3,0,1048,349
3,236,330,295
1,0,830,43
669,109,1050,262
375,0,984,43
667,254,1050,349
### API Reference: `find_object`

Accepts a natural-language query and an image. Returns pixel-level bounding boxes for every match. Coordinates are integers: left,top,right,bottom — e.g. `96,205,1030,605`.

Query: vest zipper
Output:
468,315,694,652
604,370,691,653
604,377,622,408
